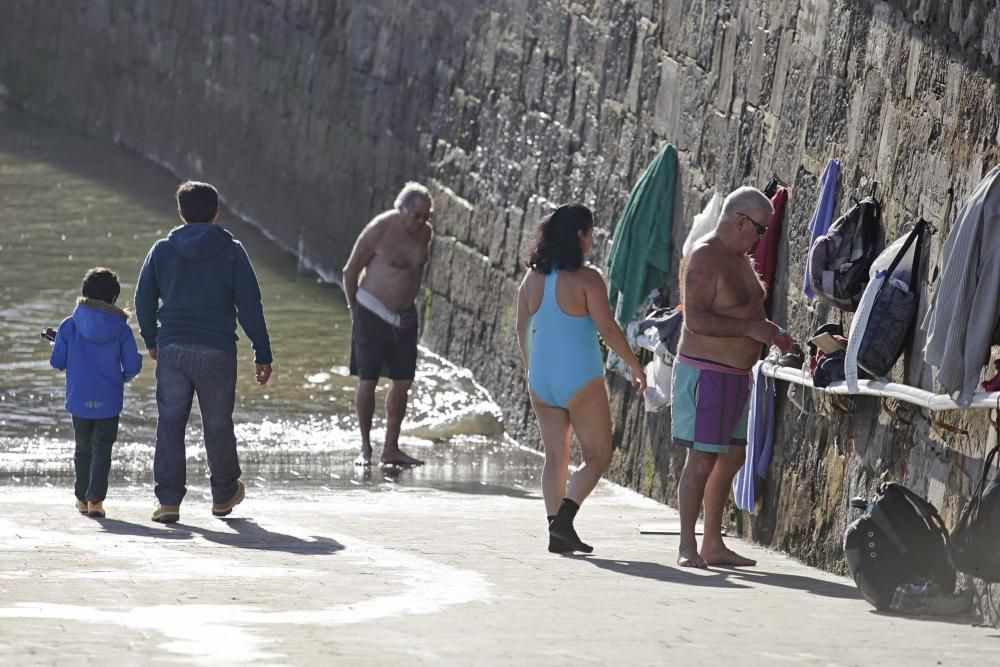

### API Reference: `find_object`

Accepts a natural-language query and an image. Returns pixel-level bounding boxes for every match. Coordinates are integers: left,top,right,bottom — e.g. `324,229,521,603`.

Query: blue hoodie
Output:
134,223,272,364
50,299,143,419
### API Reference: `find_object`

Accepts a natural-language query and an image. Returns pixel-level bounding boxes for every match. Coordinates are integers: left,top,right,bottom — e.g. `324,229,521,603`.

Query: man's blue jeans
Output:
154,344,241,506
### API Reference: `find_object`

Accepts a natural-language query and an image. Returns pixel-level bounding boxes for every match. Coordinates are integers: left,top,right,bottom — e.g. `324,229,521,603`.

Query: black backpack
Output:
809,184,884,312
843,482,956,610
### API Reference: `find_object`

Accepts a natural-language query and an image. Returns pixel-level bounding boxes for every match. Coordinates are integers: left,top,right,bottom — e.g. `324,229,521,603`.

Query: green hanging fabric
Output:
607,143,678,326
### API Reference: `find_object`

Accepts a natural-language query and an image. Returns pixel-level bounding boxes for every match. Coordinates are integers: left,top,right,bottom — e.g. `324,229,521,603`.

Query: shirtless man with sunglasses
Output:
673,186,795,568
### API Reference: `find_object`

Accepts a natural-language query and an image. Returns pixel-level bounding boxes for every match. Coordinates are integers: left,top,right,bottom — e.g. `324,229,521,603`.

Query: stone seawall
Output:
2,0,1000,619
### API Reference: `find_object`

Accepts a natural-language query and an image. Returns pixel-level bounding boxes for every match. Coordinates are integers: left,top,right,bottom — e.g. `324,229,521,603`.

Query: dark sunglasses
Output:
739,212,768,236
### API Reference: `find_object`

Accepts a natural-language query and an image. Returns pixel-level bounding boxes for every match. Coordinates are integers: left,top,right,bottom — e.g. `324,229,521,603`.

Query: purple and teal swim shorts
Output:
671,354,752,454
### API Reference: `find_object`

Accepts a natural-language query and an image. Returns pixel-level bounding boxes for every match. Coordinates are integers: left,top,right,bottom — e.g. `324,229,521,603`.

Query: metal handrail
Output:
761,362,1000,412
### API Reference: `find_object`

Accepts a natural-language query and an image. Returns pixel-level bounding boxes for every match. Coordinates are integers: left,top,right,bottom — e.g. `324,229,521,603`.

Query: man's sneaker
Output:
86,501,105,518
75,500,88,514
212,480,245,517
152,504,180,523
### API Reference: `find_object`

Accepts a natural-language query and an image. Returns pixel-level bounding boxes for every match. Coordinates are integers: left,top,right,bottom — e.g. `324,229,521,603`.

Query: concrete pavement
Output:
1,477,996,665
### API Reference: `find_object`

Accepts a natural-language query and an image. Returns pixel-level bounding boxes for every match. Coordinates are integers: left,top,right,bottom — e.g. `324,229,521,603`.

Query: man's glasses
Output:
738,212,768,236
405,206,432,223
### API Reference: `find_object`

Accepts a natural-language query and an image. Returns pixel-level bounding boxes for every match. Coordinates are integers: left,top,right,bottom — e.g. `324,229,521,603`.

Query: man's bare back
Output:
678,236,769,368
355,210,432,312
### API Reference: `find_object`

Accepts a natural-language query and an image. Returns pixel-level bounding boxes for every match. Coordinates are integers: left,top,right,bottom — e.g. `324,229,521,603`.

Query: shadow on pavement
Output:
574,556,862,599
95,518,194,541
95,517,344,555
174,518,346,555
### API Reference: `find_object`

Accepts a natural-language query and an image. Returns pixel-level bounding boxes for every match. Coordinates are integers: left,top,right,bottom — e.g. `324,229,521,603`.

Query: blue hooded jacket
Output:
134,223,272,363
50,299,143,419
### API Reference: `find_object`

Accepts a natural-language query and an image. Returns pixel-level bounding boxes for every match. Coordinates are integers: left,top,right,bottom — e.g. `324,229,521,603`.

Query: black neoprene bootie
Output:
547,515,575,553
548,498,593,553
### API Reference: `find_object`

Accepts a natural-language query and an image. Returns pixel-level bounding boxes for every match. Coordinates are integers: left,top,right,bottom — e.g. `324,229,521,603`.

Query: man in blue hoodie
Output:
135,181,272,524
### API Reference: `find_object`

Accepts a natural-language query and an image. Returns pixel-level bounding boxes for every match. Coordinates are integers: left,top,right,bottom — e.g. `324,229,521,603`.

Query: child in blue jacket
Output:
50,267,143,518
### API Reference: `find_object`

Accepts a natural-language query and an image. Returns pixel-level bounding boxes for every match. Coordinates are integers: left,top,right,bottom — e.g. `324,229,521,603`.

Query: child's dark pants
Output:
72,416,119,502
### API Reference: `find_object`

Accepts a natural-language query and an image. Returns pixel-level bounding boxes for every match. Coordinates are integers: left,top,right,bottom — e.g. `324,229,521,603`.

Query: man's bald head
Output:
719,186,773,227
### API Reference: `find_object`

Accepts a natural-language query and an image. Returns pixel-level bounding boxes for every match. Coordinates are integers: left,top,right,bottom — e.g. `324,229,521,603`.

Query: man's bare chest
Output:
377,236,428,271
715,261,765,309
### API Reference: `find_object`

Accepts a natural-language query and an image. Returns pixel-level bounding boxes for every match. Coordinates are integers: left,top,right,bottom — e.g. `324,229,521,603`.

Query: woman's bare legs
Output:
529,390,572,516
530,377,612,552
565,376,613,504
534,376,613,553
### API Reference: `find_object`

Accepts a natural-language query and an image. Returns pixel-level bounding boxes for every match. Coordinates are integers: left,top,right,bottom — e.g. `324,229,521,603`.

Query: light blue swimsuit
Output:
528,270,605,408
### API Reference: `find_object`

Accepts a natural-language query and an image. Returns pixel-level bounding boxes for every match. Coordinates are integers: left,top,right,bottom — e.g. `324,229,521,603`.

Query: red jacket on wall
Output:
752,185,788,293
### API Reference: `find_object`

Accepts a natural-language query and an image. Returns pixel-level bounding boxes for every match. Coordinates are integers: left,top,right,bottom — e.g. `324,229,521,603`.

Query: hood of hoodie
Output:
167,223,234,261
72,298,128,344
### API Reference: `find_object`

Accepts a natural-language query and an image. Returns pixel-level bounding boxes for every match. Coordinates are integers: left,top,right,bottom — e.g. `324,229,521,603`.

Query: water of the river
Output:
0,104,540,500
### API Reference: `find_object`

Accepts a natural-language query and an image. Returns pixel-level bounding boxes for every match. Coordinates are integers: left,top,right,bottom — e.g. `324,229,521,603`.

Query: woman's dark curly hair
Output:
523,204,594,274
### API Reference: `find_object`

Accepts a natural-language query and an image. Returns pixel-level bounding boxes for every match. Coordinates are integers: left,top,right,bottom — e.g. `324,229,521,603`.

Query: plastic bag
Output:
682,192,721,257
643,356,673,412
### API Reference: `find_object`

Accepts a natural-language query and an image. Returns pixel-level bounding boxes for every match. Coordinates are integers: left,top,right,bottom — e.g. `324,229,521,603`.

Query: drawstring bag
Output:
950,441,1000,582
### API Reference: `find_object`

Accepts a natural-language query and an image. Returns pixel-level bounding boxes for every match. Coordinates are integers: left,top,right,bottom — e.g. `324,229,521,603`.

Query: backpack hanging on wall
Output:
950,442,1000,582
843,482,956,610
808,182,884,311
854,220,929,378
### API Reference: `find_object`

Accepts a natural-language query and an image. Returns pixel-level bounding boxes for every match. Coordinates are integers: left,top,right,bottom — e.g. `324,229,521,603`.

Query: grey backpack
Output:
809,184,884,311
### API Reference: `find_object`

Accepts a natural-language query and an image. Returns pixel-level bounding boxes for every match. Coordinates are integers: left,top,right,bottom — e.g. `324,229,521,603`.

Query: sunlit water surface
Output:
0,105,540,499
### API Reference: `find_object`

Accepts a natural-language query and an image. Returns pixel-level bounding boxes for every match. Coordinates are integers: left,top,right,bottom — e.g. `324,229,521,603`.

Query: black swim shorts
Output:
349,303,419,381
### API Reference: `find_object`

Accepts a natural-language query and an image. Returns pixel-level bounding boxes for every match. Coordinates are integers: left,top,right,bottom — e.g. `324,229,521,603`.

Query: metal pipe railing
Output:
761,362,1000,412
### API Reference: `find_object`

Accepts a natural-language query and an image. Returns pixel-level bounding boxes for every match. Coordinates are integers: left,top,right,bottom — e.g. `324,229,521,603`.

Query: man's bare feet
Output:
380,447,424,467
701,545,756,567
354,446,372,467
677,546,708,568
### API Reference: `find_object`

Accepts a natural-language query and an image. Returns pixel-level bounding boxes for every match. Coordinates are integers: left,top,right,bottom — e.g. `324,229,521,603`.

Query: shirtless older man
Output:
673,186,794,568
342,182,433,466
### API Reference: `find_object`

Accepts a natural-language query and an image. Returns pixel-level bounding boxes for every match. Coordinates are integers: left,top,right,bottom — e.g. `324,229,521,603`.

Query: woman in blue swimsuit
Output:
515,204,646,553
